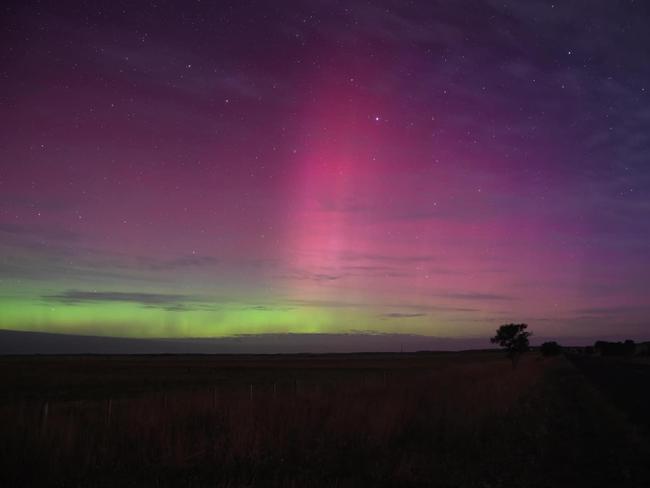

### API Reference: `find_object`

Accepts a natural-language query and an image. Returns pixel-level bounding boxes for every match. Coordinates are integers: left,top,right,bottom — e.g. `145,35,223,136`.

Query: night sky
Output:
2,1,650,348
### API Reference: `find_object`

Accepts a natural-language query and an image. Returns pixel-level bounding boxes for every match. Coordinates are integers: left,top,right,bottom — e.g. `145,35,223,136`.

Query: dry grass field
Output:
0,352,648,487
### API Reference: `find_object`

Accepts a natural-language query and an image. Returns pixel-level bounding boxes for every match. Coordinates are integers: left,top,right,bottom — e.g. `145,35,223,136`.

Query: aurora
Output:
1,0,650,349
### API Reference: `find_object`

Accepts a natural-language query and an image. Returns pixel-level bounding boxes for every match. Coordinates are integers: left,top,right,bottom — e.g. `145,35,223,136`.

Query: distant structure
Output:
566,340,650,357
594,340,648,357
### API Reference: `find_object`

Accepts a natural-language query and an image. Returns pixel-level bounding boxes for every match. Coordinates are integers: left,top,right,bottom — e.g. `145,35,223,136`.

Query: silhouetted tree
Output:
490,323,531,368
540,341,562,357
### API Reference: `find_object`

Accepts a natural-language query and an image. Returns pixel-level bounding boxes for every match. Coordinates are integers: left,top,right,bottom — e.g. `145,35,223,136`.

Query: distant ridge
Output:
2,329,642,355
0,329,493,354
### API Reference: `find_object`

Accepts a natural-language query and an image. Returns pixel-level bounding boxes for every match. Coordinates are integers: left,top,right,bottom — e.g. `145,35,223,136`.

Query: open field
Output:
1,352,649,487
569,355,650,434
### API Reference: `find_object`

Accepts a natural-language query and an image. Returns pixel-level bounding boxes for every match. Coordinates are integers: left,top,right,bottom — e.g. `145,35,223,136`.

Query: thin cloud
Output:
439,292,516,301
275,271,345,282
341,251,439,264
135,254,220,271
573,305,650,316
381,312,427,319
44,290,201,307
0,222,79,245
43,289,225,312
241,305,295,312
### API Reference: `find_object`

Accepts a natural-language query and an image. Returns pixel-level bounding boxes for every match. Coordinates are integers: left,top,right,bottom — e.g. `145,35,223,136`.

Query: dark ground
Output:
568,355,650,435
0,352,649,487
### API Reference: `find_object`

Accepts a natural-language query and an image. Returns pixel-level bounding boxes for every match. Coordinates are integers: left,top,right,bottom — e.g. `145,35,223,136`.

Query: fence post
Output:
106,398,112,427
40,401,49,436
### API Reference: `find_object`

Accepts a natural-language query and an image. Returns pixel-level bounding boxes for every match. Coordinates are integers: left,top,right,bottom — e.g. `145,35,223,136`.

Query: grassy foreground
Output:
0,352,648,487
